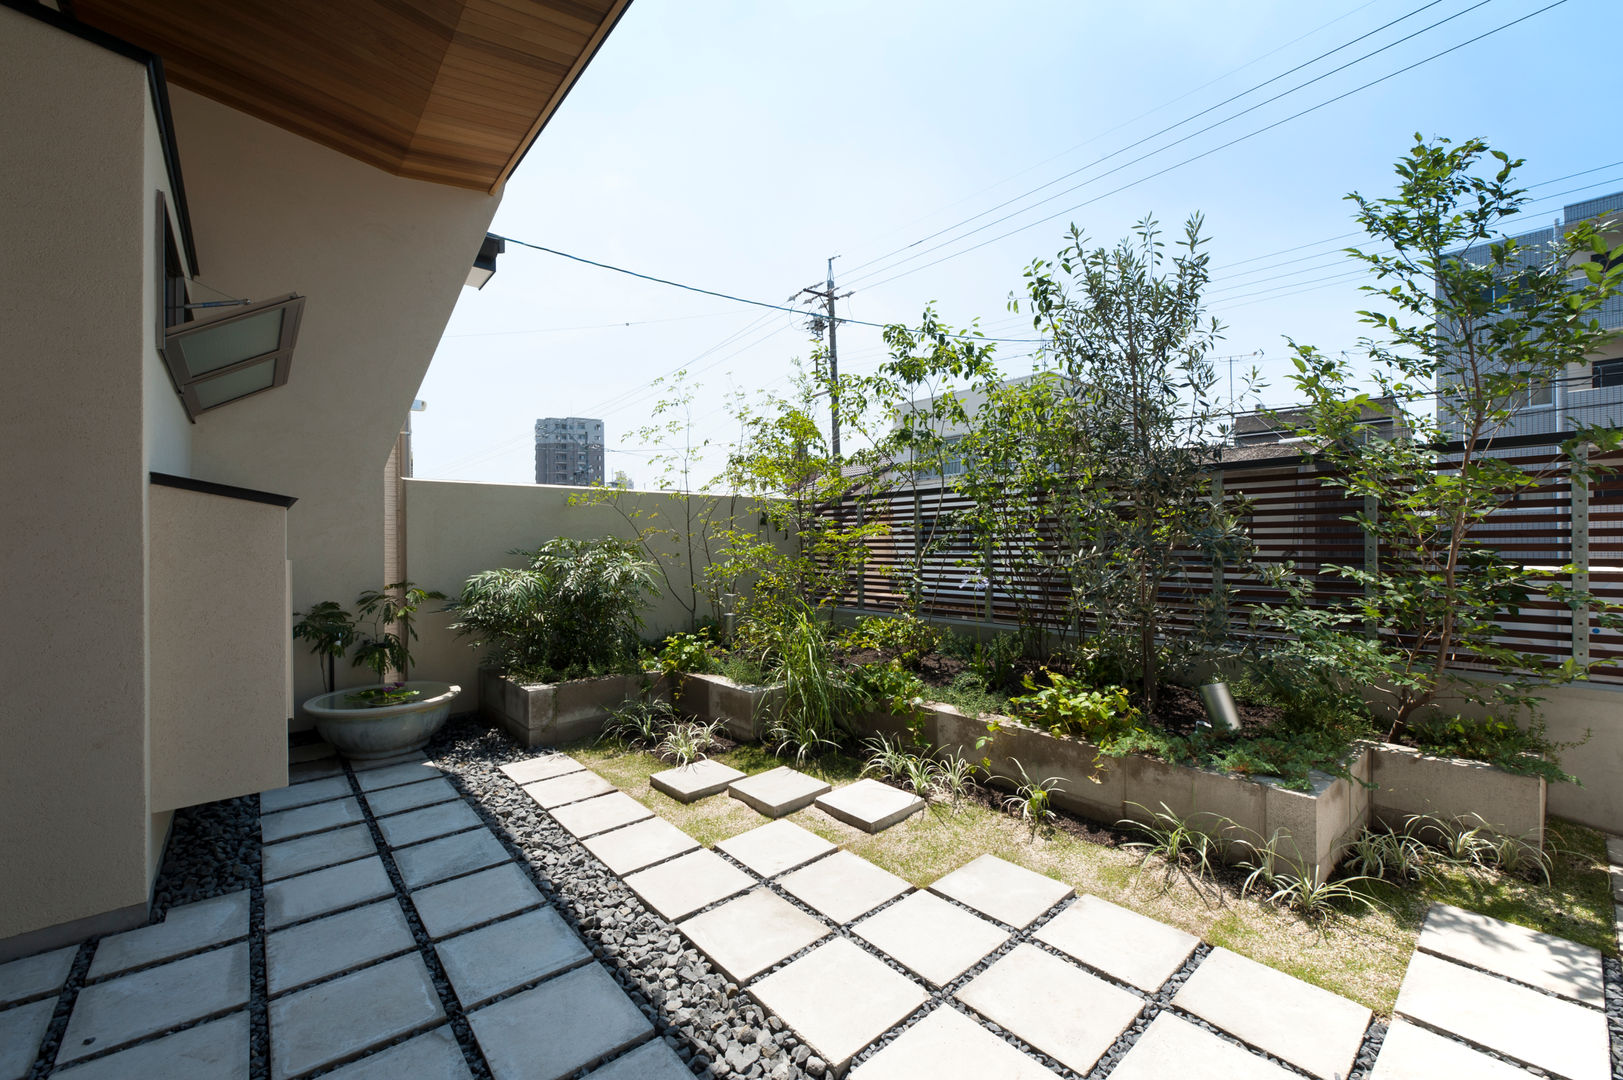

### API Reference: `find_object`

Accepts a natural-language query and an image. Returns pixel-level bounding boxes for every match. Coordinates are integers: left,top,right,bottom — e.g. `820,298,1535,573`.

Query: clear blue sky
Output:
413,0,1621,489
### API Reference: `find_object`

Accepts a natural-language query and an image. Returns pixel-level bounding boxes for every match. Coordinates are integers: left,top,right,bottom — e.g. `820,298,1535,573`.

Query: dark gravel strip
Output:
1605,955,1623,1080
24,940,95,1080
245,796,270,1080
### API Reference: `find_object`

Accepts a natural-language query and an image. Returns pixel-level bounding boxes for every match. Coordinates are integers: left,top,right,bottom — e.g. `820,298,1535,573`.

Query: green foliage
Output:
996,758,1064,835
343,683,423,708
1120,802,1230,903
1405,715,1578,785
1233,628,1378,735
1237,834,1381,920
600,698,680,748
1097,722,1365,792
860,734,943,798
1344,825,1430,883
758,609,861,765
1408,813,1554,884
849,660,926,717
969,632,1025,689
1007,671,1137,740
449,538,657,681
930,755,979,805
657,720,722,767
930,672,1010,720
845,613,945,667
657,630,717,681
293,600,356,694
295,582,445,689
714,652,770,687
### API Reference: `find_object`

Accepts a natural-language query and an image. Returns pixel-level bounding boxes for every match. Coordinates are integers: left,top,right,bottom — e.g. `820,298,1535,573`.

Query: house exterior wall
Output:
165,87,501,723
0,11,166,950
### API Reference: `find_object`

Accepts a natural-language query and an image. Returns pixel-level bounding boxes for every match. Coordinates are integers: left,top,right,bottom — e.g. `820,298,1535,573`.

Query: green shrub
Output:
1007,670,1137,740
845,613,944,667
849,660,926,716
657,630,717,680
1406,715,1576,785
758,609,860,765
970,631,1024,689
931,672,1010,719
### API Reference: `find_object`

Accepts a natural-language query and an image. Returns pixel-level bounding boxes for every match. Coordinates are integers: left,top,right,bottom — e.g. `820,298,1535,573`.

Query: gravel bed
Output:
151,793,260,916
1606,955,1623,1080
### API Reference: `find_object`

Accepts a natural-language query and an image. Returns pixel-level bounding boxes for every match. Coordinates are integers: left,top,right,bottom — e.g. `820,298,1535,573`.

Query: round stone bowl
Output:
302,681,460,760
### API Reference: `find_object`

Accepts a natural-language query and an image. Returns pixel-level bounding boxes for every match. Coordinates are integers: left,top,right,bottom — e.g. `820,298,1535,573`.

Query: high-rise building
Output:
534,417,605,486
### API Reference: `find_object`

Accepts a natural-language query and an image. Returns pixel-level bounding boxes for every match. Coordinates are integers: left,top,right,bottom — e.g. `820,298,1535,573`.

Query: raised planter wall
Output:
478,668,653,748
1367,743,1546,848
676,673,782,743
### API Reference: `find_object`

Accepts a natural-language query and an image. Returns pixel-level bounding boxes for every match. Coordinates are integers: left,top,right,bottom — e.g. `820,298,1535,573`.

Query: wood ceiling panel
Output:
70,0,629,191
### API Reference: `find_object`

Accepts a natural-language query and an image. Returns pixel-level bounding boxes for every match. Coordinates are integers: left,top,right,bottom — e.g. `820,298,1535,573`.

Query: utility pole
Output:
796,257,851,460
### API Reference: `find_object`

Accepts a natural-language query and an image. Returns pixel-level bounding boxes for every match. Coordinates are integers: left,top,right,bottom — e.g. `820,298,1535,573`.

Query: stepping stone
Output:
377,800,484,848
778,851,911,924
1612,866,1623,904
1174,947,1371,1080
852,891,1008,987
411,863,543,940
1109,1012,1294,1080
321,1026,471,1080
583,817,699,875
1394,951,1609,1080
955,943,1140,1075
1417,902,1603,1006
1372,1019,1538,1080
354,760,444,792
436,907,590,1008
267,953,444,1080
394,829,512,890
524,771,616,809
549,792,654,839
499,755,585,786
58,943,249,1063
366,778,460,818
1607,835,1623,867
261,775,352,814
678,888,830,983
266,900,416,995
715,819,836,878
815,779,926,833
728,766,831,817
749,938,928,1074
265,856,394,930
583,1039,693,1080
623,850,754,922
0,944,77,1006
1034,896,1198,992
469,963,652,1080
262,797,364,843
263,825,376,882
847,1005,1059,1080
290,758,346,783
351,752,432,777
929,855,1072,929
290,742,336,764
0,998,55,1080
89,891,249,979
651,758,746,803
49,1012,248,1080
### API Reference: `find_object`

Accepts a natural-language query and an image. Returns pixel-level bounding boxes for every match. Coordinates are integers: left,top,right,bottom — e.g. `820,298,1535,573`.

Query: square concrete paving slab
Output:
49,1011,249,1080
650,758,746,803
777,850,911,924
1174,947,1371,1080
266,900,416,995
623,850,755,922
365,777,461,818
351,750,429,772
929,855,1072,929
1417,902,1603,1006
1108,1013,1295,1080
0,998,55,1080
436,907,591,1008
290,759,346,784
394,828,513,890
715,819,836,878
263,825,376,882
1034,895,1198,992
411,863,543,940
470,963,652,1080
852,891,1008,988
524,770,617,809
678,889,830,983
377,800,485,849
290,742,336,764
749,938,928,1074
583,818,699,876
582,1039,693,1080
353,759,441,790
1372,1019,1539,1080
500,755,585,786
0,943,76,1006
955,943,1140,1075
550,792,655,839
268,953,444,1080
1394,951,1609,1080
815,779,926,833
321,1026,471,1080
847,1005,1058,1080
58,943,248,1063
265,855,394,929
261,775,353,814
262,796,364,843
727,766,832,818
89,891,249,979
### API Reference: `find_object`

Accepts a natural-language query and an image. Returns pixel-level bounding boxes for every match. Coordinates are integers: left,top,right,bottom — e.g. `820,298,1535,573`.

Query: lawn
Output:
570,740,1616,1017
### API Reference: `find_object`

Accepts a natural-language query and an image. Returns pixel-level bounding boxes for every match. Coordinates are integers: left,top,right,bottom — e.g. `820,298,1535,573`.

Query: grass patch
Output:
568,740,1615,1016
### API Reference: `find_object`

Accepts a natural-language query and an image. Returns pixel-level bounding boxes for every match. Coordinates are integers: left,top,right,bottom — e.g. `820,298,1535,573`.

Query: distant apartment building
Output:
534,417,605,486
1439,191,1623,440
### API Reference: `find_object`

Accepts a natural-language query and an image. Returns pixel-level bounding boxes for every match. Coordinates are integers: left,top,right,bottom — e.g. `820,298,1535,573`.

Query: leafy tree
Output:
1282,135,1623,740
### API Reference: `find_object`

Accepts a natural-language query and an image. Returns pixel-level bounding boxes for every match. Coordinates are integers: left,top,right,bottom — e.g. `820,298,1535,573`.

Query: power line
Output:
442,311,733,338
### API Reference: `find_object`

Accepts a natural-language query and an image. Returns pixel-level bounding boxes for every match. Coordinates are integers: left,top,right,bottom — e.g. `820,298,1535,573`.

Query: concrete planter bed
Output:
478,668,656,748
1367,741,1547,847
674,672,784,742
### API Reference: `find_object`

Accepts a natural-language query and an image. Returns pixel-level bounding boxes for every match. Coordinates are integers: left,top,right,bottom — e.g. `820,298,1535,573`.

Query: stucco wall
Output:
402,479,786,713
166,88,500,715
0,11,159,945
